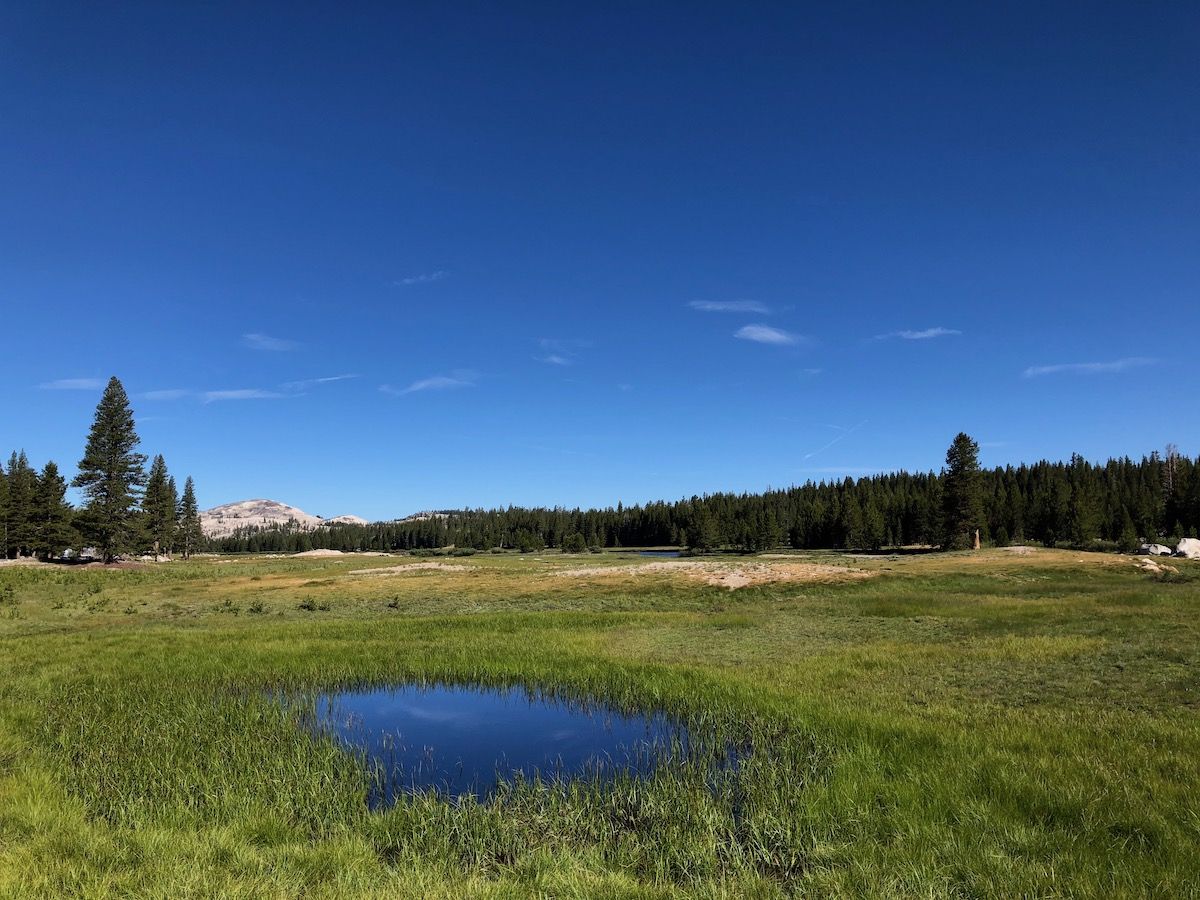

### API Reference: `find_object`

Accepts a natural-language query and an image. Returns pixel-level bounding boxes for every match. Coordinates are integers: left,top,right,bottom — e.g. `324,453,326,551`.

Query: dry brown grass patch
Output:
553,559,871,590
346,562,471,577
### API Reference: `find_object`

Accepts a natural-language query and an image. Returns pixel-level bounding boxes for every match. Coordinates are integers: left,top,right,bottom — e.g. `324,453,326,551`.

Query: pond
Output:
309,683,698,806
635,550,682,558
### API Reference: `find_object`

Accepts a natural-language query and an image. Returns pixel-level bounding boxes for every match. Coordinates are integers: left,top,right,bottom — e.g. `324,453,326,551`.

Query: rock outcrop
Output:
1175,538,1200,560
200,499,366,538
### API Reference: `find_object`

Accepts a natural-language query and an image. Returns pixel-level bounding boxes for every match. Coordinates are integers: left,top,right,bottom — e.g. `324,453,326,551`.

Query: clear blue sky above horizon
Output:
2,2,1197,521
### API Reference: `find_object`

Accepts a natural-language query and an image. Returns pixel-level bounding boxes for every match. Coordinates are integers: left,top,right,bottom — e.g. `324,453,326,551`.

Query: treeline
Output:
1,377,202,562
208,438,1200,554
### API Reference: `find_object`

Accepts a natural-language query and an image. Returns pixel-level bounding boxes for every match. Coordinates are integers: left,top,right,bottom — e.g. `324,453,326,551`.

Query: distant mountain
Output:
396,510,455,523
200,499,366,538
326,514,369,526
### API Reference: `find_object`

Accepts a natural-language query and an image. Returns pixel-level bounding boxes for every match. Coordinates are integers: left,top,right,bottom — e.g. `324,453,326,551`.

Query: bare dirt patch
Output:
347,562,470,577
553,560,870,590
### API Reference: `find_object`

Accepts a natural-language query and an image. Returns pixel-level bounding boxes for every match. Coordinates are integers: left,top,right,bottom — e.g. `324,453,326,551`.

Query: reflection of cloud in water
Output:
309,682,711,806
373,699,479,725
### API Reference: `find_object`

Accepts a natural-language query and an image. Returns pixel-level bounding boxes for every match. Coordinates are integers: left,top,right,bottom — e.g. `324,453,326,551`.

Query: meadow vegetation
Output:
0,549,1197,897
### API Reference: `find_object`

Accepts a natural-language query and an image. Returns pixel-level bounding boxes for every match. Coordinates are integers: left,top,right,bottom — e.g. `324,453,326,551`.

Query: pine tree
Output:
942,432,984,550
839,492,865,549
142,455,177,557
0,459,8,558
862,497,886,550
166,475,179,553
757,507,782,551
33,461,74,559
5,451,37,557
1066,453,1101,545
177,476,202,559
1037,476,1070,547
72,377,147,562
687,506,718,551
1117,508,1140,553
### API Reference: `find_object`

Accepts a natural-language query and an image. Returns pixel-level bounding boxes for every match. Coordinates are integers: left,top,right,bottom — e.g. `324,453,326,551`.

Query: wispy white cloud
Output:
141,376,357,402
38,378,102,390
689,300,771,314
141,389,191,401
735,324,800,346
536,338,588,366
242,333,299,352
803,419,868,460
800,368,823,376
394,270,447,286
381,370,477,395
1022,357,1157,378
875,327,961,341
537,338,592,367
280,374,360,391
203,389,286,402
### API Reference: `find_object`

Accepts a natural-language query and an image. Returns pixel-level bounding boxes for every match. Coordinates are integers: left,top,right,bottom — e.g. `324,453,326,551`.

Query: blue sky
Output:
2,2,1197,520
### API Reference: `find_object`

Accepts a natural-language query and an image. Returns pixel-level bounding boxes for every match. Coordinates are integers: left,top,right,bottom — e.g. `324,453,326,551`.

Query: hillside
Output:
200,499,365,538
326,514,370,526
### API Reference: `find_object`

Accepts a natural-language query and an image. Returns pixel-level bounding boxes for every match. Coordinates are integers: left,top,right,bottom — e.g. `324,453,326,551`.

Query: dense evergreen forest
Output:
8,390,1198,559
208,444,1200,555
1,377,201,561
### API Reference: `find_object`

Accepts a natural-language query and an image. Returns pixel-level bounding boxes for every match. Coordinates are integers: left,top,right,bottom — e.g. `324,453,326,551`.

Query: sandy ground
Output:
553,560,871,590
347,562,470,576
0,557,47,567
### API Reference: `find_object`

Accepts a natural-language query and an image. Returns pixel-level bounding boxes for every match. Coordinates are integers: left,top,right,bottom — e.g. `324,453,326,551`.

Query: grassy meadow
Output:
0,548,1197,898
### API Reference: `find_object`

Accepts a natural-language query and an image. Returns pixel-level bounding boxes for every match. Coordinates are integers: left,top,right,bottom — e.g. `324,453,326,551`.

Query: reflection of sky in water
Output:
312,683,689,805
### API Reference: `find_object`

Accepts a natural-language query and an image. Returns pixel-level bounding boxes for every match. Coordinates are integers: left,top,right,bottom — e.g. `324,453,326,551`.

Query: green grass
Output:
0,549,1197,897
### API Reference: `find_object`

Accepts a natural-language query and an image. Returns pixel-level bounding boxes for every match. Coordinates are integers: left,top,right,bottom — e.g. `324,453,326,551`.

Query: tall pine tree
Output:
0,459,8,558
942,432,984,550
33,461,74,559
142,454,177,557
72,377,147,562
177,476,202,559
167,475,179,551
5,451,37,558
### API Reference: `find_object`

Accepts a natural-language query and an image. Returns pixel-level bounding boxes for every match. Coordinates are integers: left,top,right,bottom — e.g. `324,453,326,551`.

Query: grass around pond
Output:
0,549,1197,897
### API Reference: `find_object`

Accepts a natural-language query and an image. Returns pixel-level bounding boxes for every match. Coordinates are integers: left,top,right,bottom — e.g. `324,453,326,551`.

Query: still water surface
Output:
311,683,693,805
